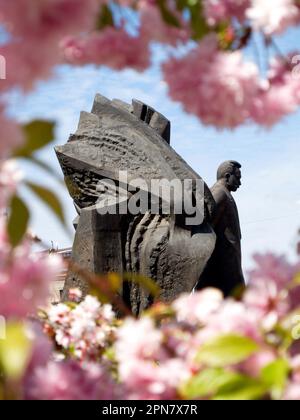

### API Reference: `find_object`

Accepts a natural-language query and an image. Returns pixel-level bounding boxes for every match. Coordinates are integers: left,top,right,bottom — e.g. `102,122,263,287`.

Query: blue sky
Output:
6,26,300,274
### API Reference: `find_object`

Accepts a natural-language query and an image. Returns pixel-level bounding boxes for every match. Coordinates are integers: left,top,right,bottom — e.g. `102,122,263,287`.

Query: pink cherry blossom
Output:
283,358,300,400
244,253,300,327
173,288,223,325
68,287,82,302
248,253,300,291
25,360,117,400
250,54,300,126
283,382,300,400
244,280,290,330
247,0,300,35
61,27,150,71
203,0,250,26
0,0,99,40
116,317,163,373
47,303,72,325
163,34,260,129
121,358,187,400
0,238,64,318
250,80,299,127
140,1,190,46
195,300,262,344
290,356,300,381
0,112,24,159
24,322,54,377
0,40,62,92
115,317,188,400
45,296,116,361
0,0,101,92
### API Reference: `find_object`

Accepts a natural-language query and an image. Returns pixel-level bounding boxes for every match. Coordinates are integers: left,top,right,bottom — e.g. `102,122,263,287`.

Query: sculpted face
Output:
226,167,241,192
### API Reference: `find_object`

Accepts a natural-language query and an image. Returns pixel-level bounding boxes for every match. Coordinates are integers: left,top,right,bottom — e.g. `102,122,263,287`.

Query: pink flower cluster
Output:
140,1,190,46
163,34,260,129
60,1,189,70
115,317,189,400
25,359,117,400
251,54,300,127
62,27,151,71
0,228,63,319
21,252,298,400
0,0,99,39
0,0,101,161
0,112,23,160
0,0,300,139
22,321,120,401
112,253,300,400
245,254,300,328
203,0,300,35
0,0,100,93
247,0,300,35
283,356,300,400
0,159,64,320
203,0,250,26
45,295,116,361
164,34,300,128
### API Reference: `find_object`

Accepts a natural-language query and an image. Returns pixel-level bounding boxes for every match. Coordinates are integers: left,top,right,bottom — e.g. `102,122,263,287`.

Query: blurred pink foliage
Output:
163,34,261,128
204,0,250,26
62,27,151,71
25,359,118,400
25,251,299,400
246,0,300,35
45,295,116,360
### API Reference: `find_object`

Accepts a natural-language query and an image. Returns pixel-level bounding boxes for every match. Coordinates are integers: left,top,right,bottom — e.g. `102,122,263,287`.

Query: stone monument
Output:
196,160,245,296
55,94,217,314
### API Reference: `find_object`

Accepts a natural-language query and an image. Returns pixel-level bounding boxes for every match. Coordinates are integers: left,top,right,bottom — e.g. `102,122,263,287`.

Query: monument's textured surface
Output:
55,94,217,314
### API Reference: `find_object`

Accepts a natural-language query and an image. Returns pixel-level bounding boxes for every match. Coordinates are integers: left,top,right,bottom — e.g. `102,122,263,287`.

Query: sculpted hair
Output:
217,160,241,180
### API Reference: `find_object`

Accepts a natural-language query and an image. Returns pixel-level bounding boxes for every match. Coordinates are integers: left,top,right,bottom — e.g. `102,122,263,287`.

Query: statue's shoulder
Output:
211,183,228,204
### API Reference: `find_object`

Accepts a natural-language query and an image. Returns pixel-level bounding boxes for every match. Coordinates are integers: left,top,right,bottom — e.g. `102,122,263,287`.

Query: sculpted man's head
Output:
217,161,242,192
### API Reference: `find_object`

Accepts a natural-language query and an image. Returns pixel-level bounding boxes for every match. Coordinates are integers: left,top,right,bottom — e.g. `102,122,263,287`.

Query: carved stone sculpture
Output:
196,161,245,296
55,94,216,315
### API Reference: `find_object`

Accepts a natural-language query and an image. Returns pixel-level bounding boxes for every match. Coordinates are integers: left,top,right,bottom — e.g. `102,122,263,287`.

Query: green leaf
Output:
90,286,111,304
157,0,181,28
96,4,114,30
196,334,259,367
181,367,267,400
25,182,65,225
123,272,161,297
214,376,267,400
180,368,243,399
13,120,55,158
187,1,210,40
175,0,188,11
261,359,290,400
292,272,300,287
0,322,32,380
24,156,64,186
7,195,30,247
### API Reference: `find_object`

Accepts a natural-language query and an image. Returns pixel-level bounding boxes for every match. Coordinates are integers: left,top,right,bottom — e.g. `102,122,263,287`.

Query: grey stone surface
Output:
56,94,217,314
